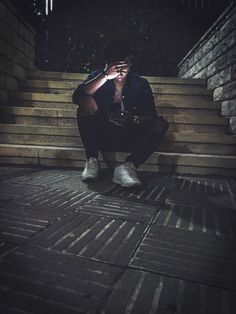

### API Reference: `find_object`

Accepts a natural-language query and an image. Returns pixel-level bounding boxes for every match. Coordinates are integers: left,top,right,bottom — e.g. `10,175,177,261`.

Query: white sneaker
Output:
112,162,142,187
81,157,100,181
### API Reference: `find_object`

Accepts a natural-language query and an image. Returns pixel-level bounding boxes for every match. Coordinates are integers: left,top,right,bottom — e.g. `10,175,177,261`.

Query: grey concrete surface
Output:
0,166,236,313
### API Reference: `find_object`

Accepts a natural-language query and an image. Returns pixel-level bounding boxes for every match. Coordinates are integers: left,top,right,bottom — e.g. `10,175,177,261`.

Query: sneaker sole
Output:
112,177,142,188
81,175,99,182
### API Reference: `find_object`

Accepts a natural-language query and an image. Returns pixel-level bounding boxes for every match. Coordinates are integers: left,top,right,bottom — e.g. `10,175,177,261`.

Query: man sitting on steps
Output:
72,38,169,187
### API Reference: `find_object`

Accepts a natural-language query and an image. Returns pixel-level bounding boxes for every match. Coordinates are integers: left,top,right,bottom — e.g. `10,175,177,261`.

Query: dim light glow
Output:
45,0,53,15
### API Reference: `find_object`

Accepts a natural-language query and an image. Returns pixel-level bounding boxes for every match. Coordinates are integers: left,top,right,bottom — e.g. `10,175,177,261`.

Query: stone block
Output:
6,75,18,91
0,89,8,105
12,64,27,80
0,38,7,55
21,40,33,59
232,63,236,80
207,66,232,89
0,73,6,89
0,1,7,21
19,22,35,47
0,19,13,43
221,99,236,117
213,80,236,101
0,55,12,75
6,9,19,33
229,116,236,134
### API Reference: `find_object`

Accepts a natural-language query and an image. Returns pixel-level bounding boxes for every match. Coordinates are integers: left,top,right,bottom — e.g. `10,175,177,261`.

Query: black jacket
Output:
72,69,158,118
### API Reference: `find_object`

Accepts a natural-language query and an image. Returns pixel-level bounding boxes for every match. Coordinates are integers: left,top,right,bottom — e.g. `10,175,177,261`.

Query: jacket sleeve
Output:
72,70,101,104
139,79,158,118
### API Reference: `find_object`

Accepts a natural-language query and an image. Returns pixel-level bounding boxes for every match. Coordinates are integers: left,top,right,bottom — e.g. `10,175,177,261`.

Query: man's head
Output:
104,38,133,82
104,38,133,64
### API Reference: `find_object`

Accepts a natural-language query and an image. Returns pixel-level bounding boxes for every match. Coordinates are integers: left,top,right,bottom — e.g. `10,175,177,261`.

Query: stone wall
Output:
0,0,36,105
178,3,236,134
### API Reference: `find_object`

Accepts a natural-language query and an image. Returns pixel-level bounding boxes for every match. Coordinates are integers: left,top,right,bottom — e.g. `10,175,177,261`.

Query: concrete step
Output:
9,98,221,111
0,128,235,155
0,144,235,177
10,92,72,103
157,99,220,109
0,107,227,125
0,105,220,118
29,70,206,86
21,79,211,96
9,92,214,105
0,124,234,145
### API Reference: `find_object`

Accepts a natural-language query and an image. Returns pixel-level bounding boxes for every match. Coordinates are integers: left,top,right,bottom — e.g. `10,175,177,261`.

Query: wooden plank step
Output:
22,80,211,96
158,108,219,115
0,107,227,125
0,144,235,177
158,99,220,109
10,92,72,103
28,71,206,86
0,134,235,155
0,106,220,119
0,124,234,145
0,114,227,128
9,98,221,110
28,71,88,81
9,92,213,104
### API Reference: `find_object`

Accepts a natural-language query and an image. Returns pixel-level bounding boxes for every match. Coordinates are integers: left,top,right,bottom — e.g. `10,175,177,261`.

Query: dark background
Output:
10,0,233,76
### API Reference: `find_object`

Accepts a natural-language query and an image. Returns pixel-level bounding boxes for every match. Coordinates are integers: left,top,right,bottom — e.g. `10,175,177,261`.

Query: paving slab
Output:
26,213,148,266
154,202,236,236
0,245,123,314
79,195,158,223
0,166,236,313
102,269,236,314
129,225,236,290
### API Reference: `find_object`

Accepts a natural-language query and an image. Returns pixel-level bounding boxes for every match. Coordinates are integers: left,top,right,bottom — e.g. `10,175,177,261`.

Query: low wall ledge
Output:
178,2,236,69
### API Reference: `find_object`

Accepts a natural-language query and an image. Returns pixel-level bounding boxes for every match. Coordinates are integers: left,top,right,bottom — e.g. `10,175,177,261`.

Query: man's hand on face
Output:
104,61,128,80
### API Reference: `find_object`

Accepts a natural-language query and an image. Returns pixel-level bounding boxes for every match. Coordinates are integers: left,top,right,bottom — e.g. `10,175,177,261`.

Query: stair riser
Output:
0,135,235,155
0,117,227,131
9,100,220,110
29,71,206,85
10,92,213,103
0,122,227,134
1,126,234,144
0,155,235,177
21,86,212,96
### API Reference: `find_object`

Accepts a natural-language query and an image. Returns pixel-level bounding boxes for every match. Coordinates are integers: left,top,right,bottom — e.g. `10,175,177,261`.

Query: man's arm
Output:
72,61,128,104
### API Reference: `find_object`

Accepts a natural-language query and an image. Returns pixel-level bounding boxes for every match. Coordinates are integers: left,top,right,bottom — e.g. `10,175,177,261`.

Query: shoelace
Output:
87,158,98,170
123,163,137,178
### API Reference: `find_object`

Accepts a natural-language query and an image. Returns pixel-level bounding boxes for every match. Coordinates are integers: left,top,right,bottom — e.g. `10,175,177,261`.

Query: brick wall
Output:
0,0,36,105
178,3,236,134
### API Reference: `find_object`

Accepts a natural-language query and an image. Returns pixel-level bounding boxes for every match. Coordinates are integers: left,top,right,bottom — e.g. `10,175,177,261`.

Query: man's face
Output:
115,57,131,82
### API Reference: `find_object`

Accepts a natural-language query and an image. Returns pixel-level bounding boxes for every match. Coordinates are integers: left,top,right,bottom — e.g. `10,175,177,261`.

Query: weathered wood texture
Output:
178,3,236,134
0,0,36,105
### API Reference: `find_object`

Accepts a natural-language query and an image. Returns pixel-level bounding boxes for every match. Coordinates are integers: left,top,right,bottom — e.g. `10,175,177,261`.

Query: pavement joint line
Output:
125,262,236,292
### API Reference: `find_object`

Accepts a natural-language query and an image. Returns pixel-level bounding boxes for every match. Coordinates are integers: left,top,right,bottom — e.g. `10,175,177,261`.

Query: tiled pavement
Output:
0,166,236,314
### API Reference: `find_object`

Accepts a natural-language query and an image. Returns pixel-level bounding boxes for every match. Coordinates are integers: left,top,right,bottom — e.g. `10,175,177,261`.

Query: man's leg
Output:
77,95,102,181
125,117,169,167
112,118,169,187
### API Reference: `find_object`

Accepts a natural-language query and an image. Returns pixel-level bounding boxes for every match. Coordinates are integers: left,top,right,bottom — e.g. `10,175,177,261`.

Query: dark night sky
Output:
10,0,233,76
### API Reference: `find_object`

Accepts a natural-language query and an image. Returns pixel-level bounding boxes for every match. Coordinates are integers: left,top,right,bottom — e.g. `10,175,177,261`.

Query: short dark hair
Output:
103,38,133,63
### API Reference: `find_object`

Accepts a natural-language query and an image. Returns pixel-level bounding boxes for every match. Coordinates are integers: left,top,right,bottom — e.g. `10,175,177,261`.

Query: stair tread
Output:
22,80,210,95
1,143,235,157
29,70,206,85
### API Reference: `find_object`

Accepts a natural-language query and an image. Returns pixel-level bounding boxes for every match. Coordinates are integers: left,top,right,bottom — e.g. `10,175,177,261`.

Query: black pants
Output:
77,109,169,168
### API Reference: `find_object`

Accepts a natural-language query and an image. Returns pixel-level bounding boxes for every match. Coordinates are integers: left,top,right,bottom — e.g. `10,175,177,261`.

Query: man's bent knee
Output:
77,95,98,115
